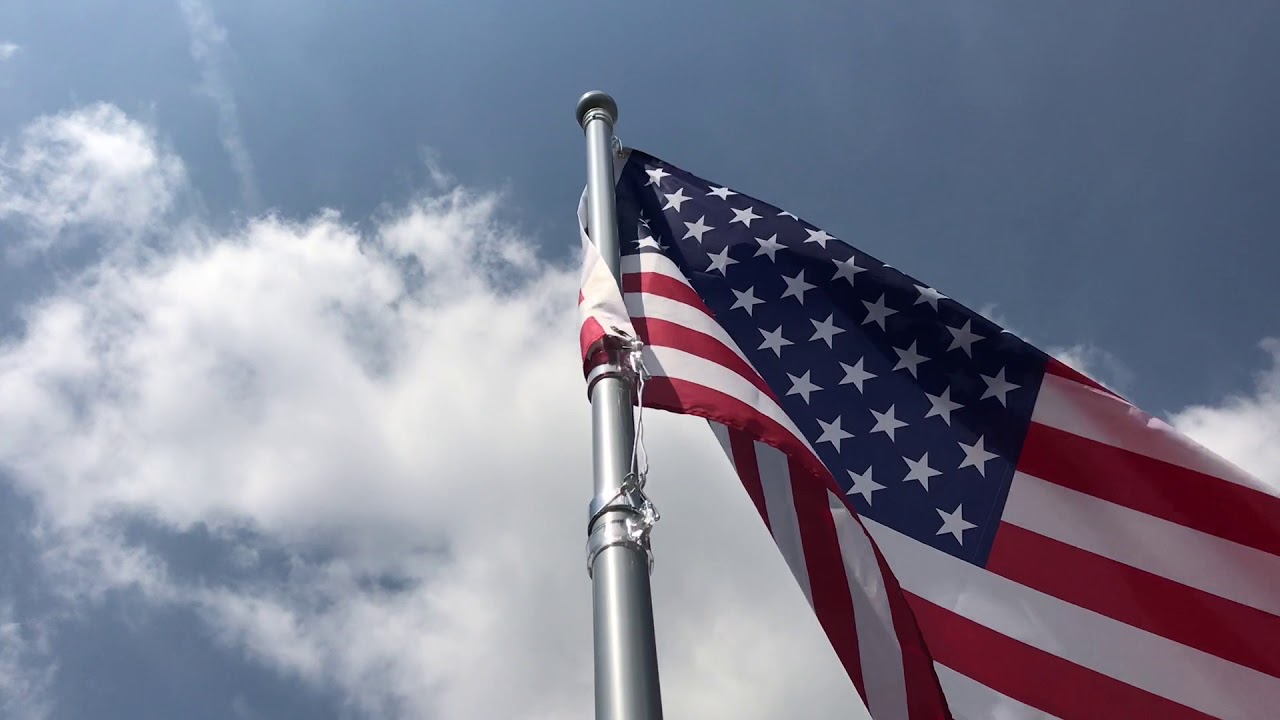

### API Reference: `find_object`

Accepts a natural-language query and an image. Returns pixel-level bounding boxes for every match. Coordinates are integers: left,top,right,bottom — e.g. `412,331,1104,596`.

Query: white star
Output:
869,405,908,441
805,229,835,248
846,467,885,504
638,213,651,228
958,436,999,477
980,368,1021,406
755,234,785,261
839,358,876,391
914,285,947,310
705,246,738,275
936,504,977,544
758,326,792,356
816,416,853,451
832,257,865,285
861,294,897,329
892,340,929,377
809,314,845,348
662,187,690,211
924,387,963,425
636,235,662,250
707,186,736,200
946,320,983,357
730,286,764,315
778,210,799,220
902,452,942,490
645,167,670,186
730,206,762,227
786,371,822,403
780,270,816,304
682,216,714,243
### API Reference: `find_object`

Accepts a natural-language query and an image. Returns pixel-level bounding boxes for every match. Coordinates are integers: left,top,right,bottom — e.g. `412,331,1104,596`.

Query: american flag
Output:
578,149,1280,719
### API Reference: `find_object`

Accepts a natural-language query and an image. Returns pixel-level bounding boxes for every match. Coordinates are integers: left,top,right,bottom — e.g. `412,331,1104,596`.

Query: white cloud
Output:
0,44,19,62
0,104,858,718
0,104,185,256
180,0,259,210
1170,338,1280,488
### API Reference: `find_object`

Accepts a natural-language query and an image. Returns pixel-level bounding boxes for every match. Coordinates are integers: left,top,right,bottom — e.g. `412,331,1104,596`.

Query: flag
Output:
578,149,1280,719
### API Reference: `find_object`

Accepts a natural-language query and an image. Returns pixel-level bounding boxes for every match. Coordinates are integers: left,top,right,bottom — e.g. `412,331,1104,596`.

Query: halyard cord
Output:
588,335,660,542
623,337,659,539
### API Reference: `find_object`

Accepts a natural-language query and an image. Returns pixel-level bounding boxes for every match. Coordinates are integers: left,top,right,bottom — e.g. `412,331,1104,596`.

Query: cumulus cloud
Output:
0,104,185,256
180,0,259,210
0,104,857,718
0,44,19,62
1170,338,1280,488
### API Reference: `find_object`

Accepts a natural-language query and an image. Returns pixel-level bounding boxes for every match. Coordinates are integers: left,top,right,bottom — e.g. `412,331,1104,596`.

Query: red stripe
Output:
728,430,771,532
791,469,867,701
907,593,1213,720
631,318,777,401
817,505,955,717
1045,356,1122,399
989,521,1280,679
580,317,606,361
623,271,715,317
1019,422,1280,557
646,376,951,718
831,493,952,720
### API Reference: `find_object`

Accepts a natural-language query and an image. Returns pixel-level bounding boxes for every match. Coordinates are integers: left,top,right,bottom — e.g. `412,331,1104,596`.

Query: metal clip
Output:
586,512,656,577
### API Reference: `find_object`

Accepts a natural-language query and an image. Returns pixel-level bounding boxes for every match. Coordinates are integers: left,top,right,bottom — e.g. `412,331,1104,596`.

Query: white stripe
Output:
933,664,1059,720
864,519,1280,720
1034,373,1272,496
576,154,637,348
621,251,696,286
641,345,818,461
580,238,633,344
623,292,752,366
756,441,811,607
827,491,909,720
1005,470,1280,616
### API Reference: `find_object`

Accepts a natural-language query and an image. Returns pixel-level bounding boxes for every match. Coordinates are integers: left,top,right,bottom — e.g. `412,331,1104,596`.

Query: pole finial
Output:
576,90,618,129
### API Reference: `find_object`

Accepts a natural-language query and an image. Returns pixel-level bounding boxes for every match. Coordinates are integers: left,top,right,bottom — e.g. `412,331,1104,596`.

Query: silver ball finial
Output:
576,91,618,129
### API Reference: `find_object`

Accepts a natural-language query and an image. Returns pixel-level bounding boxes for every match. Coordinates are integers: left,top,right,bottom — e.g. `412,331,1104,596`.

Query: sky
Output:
0,1,1278,718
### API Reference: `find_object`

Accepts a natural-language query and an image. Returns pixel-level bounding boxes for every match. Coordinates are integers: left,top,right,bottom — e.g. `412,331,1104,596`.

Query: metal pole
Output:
576,90,664,720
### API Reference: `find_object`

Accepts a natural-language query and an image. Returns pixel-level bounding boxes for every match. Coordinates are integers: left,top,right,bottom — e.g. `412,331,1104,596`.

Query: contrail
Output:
180,0,260,211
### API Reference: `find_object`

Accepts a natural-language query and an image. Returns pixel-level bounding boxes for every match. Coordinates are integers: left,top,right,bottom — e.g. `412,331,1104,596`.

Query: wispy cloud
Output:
0,43,19,62
180,0,259,211
0,602,54,720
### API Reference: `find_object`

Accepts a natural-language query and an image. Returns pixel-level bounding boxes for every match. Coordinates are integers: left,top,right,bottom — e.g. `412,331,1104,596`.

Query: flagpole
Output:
577,90,664,720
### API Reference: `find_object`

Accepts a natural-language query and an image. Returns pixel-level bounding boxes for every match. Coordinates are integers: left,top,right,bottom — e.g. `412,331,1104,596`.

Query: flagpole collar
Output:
576,91,618,129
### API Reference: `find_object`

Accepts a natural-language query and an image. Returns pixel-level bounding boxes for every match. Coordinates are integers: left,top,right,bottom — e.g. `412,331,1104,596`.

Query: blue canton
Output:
613,150,1049,567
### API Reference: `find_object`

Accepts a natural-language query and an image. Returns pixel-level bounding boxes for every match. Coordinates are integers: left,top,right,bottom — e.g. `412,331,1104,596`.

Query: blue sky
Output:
0,2,1278,718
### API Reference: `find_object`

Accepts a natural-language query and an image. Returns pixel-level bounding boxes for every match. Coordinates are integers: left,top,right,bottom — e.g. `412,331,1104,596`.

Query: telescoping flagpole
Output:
576,91,664,720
